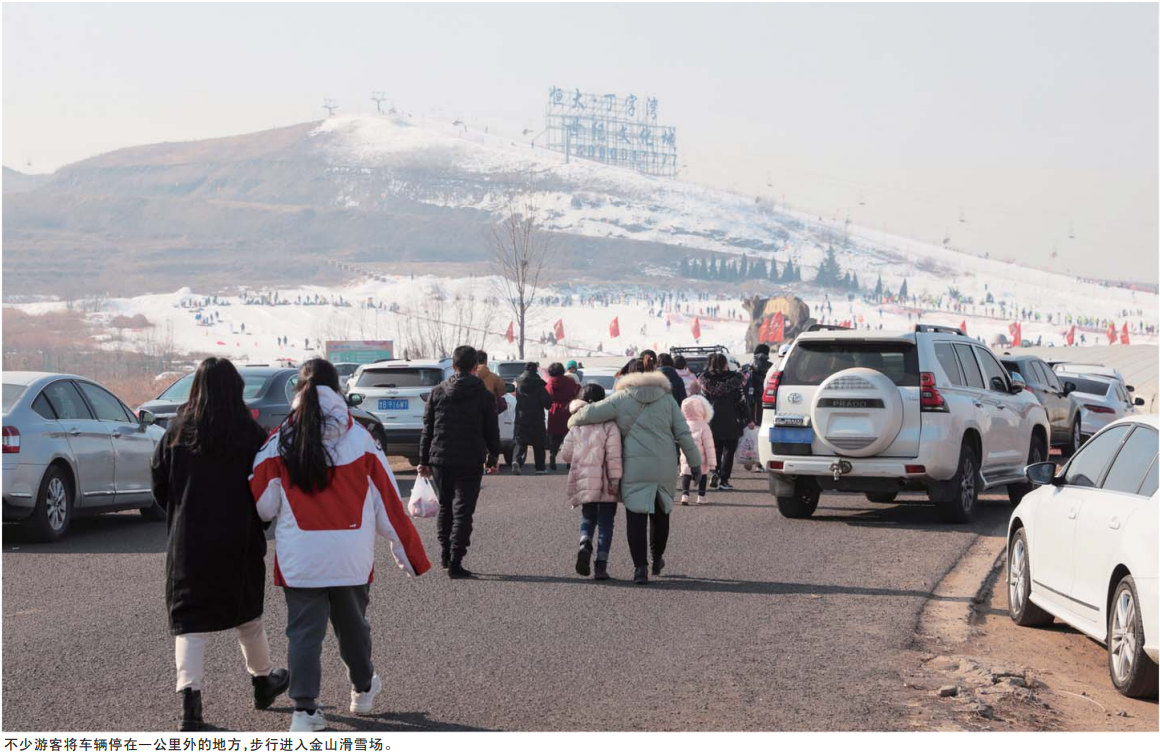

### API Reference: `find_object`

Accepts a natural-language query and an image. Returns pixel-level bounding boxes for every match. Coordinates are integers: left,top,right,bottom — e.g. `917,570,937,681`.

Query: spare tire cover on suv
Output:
811,367,903,457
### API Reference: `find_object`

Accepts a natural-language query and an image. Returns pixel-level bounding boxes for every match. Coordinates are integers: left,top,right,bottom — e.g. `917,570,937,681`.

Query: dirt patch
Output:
904,530,1158,730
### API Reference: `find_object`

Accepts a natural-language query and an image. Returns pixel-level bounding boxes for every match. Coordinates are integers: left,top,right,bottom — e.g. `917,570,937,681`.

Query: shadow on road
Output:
3,513,169,554
258,706,491,732
810,496,1009,536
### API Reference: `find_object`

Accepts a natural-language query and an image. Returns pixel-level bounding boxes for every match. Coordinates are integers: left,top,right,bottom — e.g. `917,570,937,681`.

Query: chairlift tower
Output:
370,91,387,114
322,98,338,117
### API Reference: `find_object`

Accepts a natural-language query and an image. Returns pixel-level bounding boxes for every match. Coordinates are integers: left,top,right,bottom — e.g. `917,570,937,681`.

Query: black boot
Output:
575,540,592,577
252,668,290,710
593,560,610,581
549,454,558,471
448,558,476,579
440,550,451,569
651,555,665,577
180,688,207,732
633,566,649,585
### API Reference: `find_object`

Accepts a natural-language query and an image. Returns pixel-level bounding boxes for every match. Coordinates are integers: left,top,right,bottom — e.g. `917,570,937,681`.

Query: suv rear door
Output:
952,344,1002,469
973,346,1021,468
354,365,448,432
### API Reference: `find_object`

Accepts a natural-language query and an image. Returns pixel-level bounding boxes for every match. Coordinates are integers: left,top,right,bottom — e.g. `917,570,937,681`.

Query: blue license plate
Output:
770,427,814,444
378,398,409,411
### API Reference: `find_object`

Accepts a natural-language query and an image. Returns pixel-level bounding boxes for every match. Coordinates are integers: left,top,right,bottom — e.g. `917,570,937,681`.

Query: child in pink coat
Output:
679,395,717,505
558,383,623,580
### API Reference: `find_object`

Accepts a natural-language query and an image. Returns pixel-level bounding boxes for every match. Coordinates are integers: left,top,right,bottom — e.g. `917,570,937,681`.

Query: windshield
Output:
157,373,271,402
496,363,526,379
2,384,27,414
583,375,617,390
782,342,919,387
356,367,443,389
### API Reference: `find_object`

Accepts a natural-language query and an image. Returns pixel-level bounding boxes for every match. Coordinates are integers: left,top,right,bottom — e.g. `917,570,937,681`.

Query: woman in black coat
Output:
151,357,289,731
696,353,751,491
512,362,551,474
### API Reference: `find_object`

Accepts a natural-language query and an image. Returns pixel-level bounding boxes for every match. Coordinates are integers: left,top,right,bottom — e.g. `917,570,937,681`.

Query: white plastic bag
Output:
407,476,440,518
737,425,759,469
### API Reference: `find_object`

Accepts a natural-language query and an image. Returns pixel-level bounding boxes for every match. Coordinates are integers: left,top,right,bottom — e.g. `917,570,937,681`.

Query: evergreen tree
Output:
754,259,767,279
874,274,883,302
710,257,719,280
703,256,711,280
680,257,689,278
851,272,860,291
899,278,909,300
783,259,796,282
740,256,750,279
769,257,779,282
815,246,843,287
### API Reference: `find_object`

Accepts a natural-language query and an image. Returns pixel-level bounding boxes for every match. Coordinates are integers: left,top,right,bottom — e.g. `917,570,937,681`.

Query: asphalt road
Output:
1,468,1009,732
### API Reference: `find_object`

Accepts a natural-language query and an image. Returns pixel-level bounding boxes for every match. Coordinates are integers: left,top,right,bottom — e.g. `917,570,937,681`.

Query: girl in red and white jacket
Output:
251,359,430,732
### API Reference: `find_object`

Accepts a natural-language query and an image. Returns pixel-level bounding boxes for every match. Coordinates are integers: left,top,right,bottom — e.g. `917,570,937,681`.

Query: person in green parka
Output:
568,359,702,585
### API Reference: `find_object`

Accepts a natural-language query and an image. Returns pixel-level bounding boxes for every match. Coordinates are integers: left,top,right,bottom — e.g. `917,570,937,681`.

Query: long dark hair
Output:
170,358,261,456
707,352,729,374
278,359,341,493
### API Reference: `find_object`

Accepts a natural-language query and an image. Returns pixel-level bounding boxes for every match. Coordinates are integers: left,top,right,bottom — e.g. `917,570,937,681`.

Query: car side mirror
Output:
1134,397,1145,406
1062,381,1076,396
990,376,1008,392
346,393,364,407
1025,461,1058,486
138,409,156,427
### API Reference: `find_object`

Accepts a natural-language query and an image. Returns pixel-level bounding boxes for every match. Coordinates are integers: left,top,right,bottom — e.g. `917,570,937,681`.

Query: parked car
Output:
1008,415,1158,697
1049,361,1134,392
669,345,740,376
333,362,361,393
579,367,621,392
2,372,167,541
139,366,388,451
494,360,534,391
1000,354,1083,454
1058,374,1144,438
758,325,1051,522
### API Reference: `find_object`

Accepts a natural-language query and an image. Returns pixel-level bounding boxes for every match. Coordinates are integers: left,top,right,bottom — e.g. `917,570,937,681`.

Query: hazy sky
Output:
4,2,1157,281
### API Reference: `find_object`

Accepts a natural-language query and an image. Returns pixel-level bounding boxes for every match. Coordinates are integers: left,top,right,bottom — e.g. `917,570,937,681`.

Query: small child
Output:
679,395,717,505
558,383,623,580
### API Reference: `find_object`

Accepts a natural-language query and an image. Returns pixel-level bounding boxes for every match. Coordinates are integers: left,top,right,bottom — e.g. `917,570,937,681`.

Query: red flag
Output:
959,320,968,336
1106,322,1117,344
758,317,772,342
841,319,851,328
554,319,565,341
505,321,514,344
691,317,702,340
609,317,620,338
1121,323,1130,345
1066,325,1076,346
770,311,785,343
1008,322,1021,347
216,340,226,346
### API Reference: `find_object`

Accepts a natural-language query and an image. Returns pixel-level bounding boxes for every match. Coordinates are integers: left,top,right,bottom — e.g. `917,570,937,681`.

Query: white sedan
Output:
1008,414,1158,697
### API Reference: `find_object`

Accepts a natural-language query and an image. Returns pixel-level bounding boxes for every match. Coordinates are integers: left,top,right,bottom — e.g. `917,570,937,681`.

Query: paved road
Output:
1,468,1009,732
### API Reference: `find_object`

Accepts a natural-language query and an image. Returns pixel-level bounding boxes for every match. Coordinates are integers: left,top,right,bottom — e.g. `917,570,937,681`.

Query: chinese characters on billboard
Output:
544,87,678,178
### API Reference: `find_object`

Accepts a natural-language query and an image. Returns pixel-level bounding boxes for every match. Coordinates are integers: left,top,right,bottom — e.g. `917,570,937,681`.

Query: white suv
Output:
758,325,1051,523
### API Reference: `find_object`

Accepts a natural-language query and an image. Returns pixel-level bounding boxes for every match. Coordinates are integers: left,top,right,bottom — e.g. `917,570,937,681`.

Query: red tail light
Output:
905,465,926,474
420,392,431,402
250,408,261,420
2,426,20,454
1083,404,1115,414
768,460,784,471
920,372,947,412
762,371,783,410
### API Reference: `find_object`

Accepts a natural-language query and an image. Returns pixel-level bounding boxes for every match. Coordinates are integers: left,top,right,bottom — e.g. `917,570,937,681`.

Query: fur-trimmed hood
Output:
569,399,589,413
615,371,671,403
681,394,714,423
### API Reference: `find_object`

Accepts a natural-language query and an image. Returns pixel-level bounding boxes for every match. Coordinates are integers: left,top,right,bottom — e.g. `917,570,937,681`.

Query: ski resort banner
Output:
326,340,394,364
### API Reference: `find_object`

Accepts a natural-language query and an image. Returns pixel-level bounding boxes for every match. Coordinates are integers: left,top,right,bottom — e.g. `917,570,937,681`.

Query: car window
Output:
1101,427,1159,496
1115,384,1129,404
1139,458,1158,497
285,375,298,404
42,381,95,421
974,348,1009,392
356,367,444,388
158,373,269,402
934,343,965,386
1022,361,1043,385
1066,377,1110,397
1063,424,1131,488
77,382,134,422
781,342,919,387
953,344,985,389
2,384,27,413
31,393,57,419
1039,362,1063,392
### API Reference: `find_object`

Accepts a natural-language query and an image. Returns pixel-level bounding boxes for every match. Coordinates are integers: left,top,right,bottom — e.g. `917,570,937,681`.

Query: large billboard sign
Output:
325,340,394,365
544,87,678,179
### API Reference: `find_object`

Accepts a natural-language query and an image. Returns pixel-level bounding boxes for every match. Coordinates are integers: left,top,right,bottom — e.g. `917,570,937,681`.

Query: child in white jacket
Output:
679,395,717,505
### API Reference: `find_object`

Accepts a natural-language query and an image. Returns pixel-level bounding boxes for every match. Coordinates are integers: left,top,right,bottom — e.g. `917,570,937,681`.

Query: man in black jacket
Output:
743,344,773,425
417,345,500,579
657,352,687,405
512,362,551,475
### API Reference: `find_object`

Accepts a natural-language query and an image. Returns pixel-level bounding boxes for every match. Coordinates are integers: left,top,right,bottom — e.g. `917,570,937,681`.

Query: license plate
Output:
774,414,811,427
378,398,409,411
770,427,814,444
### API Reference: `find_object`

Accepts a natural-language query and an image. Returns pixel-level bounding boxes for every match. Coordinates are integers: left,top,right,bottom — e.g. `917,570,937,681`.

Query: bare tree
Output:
489,189,556,359
392,282,497,359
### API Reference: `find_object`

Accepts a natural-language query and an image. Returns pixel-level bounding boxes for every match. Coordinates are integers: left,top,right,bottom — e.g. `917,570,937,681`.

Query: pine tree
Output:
680,257,689,278
754,259,767,279
703,256,711,280
851,272,860,291
740,256,750,279
783,259,795,282
710,258,719,280
874,274,883,302
769,257,779,282
815,246,842,287
899,278,909,300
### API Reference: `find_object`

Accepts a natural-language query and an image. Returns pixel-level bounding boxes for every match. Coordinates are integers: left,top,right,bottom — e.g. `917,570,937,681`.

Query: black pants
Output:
549,433,567,465
681,473,709,495
430,465,482,561
515,434,546,471
715,437,738,483
625,507,670,569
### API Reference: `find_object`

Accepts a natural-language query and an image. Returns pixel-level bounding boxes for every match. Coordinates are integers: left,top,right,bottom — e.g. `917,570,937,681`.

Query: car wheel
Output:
139,497,167,521
866,492,898,504
371,426,387,453
1066,417,1082,456
1108,575,1159,698
776,479,820,519
1007,435,1047,506
1007,528,1053,627
25,465,73,543
933,443,979,523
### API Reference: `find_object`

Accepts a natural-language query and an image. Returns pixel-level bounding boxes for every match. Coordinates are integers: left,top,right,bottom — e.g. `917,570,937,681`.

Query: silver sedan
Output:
2,372,167,542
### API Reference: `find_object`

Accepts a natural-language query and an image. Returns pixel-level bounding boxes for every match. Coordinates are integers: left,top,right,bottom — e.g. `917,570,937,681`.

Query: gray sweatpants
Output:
284,584,374,711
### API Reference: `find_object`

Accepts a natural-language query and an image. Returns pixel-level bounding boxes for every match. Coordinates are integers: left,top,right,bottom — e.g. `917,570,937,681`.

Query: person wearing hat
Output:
565,360,581,385
743,344,773,426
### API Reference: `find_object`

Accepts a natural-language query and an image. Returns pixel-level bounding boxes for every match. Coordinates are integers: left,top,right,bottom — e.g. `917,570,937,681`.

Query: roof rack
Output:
914,324,965,336
670,345,731,355
806,323,852,332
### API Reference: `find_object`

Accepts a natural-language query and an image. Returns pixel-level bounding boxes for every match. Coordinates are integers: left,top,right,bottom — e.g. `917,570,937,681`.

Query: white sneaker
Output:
696,494,708,505
289,709,326,732
350,673,382,715
679,493,689,506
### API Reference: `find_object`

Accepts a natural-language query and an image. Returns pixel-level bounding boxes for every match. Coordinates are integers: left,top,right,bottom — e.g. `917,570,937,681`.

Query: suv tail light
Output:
420,392,432,402
920,372,947,412
1083,403,1115,414
2,426,20,454
762,371,783,410
250,408,261,420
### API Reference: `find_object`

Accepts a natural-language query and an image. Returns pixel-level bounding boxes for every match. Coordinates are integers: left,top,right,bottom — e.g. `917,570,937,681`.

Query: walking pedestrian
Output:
513,362,551,474
656,352,687,405
741,344,773,425
558,383,623,581
569,361,701,585
673,354,699,396
152,357,289,731
565,360,582,385
678,394,717,506
417,345,501,579
697,353,749,491
546,362,581,470
474,350,508,414
251,359,431,731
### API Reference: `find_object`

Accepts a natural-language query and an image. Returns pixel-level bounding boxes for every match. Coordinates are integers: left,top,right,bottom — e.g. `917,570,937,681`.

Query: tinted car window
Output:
356,368,444,388
495,363,527,381
32,393,56,419
934,343,965,386
77,382,134,422
1139,458,1158,497
2,384,27,413
1039,362,1064,392
1063,424,1131,488
42,381,94,421
159,373,269,402
1101,427,1159,496
781,342,919,387
285,375,298,404
975,348,1009,392
1067,377,1110,397
1001,360,1023,379
953,344,985,389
